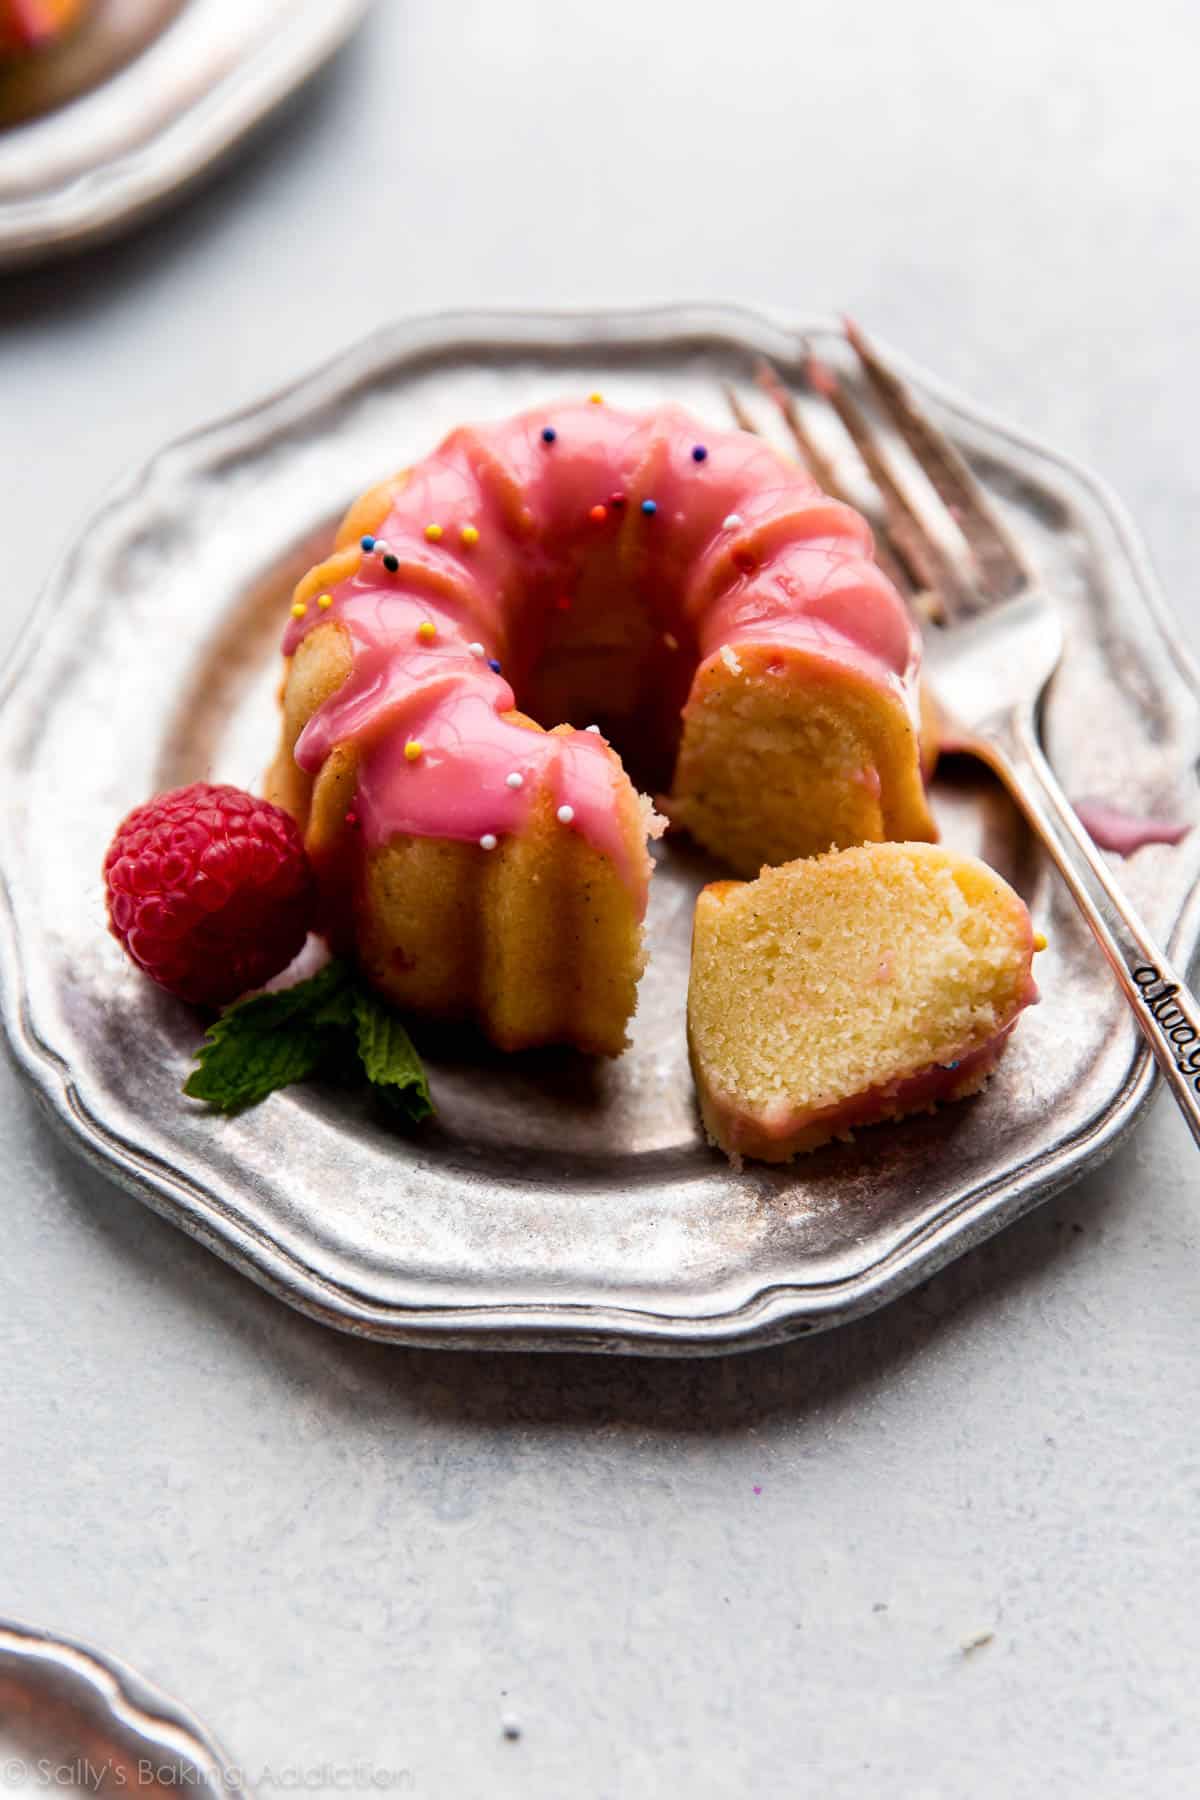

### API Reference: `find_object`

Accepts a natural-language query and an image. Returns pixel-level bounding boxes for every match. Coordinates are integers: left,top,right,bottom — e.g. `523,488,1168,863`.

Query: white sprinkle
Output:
479,833,498,850
373,538,389,555
722,513,744,530
585,723,601,734
557,804,575,825
506,771,524,789
468,641,486,659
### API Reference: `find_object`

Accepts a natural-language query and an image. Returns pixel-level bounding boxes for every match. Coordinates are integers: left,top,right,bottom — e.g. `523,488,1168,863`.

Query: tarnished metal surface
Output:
0,0,369,267
1,305,1197,1352
0,1620,238,1800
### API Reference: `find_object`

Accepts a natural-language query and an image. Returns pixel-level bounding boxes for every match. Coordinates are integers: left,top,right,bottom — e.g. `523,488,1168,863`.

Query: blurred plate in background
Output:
0,1618,238,1800
0,0,368,267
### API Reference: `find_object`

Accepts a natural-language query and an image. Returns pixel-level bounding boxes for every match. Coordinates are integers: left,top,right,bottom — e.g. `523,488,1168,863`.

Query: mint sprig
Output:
183,959,434,1122
353,984,435,1122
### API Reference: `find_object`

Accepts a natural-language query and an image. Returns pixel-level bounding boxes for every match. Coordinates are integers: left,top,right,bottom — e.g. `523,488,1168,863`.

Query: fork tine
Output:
722,381,760,435
753,361,842,501
803,347,975,617
751,360,929,611
843,318,1031,598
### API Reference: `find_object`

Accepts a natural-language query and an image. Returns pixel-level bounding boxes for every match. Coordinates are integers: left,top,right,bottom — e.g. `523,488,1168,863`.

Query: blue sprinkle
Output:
941,1060,960,1072
641,498,657,516
361,535,376,552
691,445,708,462
382,553,399,572
541,426,557,444
488,657,502,673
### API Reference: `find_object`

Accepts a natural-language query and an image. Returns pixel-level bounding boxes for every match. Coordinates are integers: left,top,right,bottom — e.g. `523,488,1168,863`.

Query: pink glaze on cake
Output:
281,401,924,914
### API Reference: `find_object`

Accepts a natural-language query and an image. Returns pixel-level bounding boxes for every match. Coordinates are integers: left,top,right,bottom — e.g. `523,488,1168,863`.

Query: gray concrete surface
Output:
2,2,1199,1794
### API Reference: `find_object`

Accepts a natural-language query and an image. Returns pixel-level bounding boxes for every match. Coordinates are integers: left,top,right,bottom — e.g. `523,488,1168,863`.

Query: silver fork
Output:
729,324,1200,1147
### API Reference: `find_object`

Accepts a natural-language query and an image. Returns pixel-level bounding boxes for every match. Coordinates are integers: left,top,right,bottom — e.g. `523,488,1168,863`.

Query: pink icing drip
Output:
282,402,925,911
1073,797,1191,856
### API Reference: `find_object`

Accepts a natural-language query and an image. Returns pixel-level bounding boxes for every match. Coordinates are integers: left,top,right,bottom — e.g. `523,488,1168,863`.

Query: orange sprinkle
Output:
589,504,608,523
589,392,603,404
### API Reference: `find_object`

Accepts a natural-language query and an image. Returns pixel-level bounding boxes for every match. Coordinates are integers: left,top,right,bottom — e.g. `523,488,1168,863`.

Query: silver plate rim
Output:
0,1616,240,1799
0,0,370,269
1,301,1196,1356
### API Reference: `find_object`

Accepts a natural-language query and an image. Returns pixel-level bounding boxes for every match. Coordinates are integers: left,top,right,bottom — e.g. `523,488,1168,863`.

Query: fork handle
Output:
978,710,1200,1147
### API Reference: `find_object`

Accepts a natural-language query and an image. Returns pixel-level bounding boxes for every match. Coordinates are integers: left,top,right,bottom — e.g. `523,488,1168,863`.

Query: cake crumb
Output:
960,1631,994,1657
501,1713,522,1741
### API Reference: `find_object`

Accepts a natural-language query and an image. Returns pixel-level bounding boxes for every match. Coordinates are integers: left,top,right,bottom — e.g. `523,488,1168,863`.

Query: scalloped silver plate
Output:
0,0,369,269
3,304,1199,1355
0,1619,239,1800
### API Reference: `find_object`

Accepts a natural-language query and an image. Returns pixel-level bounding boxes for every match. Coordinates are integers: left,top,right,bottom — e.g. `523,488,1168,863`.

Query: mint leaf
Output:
353,985,435,1123
183,958,435,1124
184,960,356,1114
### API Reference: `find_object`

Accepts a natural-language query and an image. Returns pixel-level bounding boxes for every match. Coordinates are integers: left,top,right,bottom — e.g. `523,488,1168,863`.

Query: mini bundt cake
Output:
265,400,937,1054
688,842,1039,1160
0,0,86,54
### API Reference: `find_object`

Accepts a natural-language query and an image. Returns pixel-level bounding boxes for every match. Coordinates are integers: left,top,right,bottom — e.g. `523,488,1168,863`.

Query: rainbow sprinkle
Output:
692,444,708,462
641,498,657,516
589,392,603,405
404,740,423,763
557,804,575,825
360,535,376,552
589,504,608,523
290,601,307,618
468,642,486,659
541,426,557,445
506,772,524,790
479,833,498,851
317,593,333,610
383,552,400,572
460,524,480,547
417,621,437,644
424,523,443,543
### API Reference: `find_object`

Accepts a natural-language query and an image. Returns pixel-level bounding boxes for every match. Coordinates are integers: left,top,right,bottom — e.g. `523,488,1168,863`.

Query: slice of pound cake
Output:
687,842,1040,1162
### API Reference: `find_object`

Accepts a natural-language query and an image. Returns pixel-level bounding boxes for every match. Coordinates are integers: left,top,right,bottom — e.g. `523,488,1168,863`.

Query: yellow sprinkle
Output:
290,601,307,618
317,593,333,610
425,523,444,542
404,739,423,763
460,524,480,547
589,391,603,404
417,621,437,643
1033,930,1048,953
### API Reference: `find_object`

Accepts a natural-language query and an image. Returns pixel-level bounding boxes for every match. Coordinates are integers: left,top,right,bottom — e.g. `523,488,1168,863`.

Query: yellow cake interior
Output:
687,842,1035,1159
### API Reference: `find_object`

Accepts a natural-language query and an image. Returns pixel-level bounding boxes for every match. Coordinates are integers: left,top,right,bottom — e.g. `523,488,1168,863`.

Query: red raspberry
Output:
104,783,315,1007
